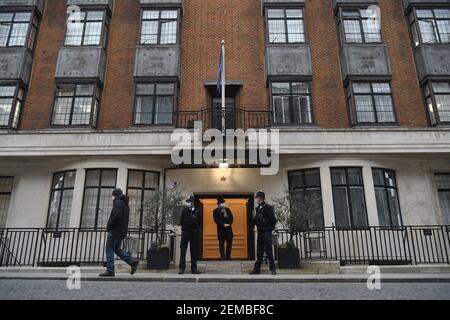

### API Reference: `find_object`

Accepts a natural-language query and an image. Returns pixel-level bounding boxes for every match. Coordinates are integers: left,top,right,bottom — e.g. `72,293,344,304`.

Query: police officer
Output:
213,197,234,261
250,191,277,275
179,196,202,275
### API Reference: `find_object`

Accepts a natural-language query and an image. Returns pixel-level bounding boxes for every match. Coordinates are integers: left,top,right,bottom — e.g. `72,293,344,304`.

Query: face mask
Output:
219,203,226,209
187,202,194,208
256,199,263,206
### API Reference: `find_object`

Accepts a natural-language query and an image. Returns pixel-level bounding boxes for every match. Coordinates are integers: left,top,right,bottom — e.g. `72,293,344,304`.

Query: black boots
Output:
99,271,115,277
130,260,140,275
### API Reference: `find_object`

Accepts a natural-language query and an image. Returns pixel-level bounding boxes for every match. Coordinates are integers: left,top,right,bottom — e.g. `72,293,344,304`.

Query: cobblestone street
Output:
1,279,449,300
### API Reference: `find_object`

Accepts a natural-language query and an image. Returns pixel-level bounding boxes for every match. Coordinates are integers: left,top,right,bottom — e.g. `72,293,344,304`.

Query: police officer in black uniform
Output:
179,196,202,275
250,191,277,275
213,197,234,260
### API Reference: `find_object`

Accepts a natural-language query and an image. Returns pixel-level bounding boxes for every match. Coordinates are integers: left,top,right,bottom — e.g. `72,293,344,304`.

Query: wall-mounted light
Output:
219,159,229,170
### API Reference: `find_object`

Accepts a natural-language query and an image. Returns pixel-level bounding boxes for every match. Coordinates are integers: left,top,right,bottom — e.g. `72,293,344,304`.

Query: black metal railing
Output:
0,228,176,268
274,225,450,266
175,107,272,131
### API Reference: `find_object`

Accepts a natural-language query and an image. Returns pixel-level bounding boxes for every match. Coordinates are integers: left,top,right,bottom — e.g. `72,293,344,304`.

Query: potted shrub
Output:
273,191,323,269
144,185,184,270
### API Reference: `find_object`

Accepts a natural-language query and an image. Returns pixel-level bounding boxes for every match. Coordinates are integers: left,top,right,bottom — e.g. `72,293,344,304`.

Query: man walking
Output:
100,188,139,277
179,196,202,275
213,197,234,261
250,191,277,276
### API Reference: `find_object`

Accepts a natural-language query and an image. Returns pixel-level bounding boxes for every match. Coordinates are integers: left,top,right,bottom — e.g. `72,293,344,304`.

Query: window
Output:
0,177,13,228
47,171,76,229
424,81,450,125
331,168,368,228
127,170,159,230
134,83,175,125
347,82,396,125
372,169,402,227
271,82,313,125
436,174,450,225
409,8,450,46
51,84,100,127
65,10,108,46
81,169,117,229
0,11,39,50
0,85,25,129
288,169,324,230
140,9,179,45
340,9,382,43
267,8,305,44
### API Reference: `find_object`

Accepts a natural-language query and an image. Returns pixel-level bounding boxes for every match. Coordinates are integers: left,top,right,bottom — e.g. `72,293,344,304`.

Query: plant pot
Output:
147,247,170,270
277,247,300,269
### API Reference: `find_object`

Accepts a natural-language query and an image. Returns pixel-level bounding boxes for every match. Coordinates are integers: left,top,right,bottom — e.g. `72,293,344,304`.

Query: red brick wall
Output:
380,0,428,127
20,0,66,130
19,0,428,130
179,0,267,111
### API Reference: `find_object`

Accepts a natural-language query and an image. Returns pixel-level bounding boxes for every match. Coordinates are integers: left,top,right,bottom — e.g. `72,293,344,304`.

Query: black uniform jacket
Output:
213,207,234,240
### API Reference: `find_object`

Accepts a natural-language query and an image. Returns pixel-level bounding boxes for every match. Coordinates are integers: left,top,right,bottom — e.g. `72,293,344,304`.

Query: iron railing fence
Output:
0,228,176,268
274,225,450,266
175,107,272,131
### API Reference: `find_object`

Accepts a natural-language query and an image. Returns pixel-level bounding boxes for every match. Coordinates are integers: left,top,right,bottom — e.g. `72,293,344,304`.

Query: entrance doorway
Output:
200,197,252,260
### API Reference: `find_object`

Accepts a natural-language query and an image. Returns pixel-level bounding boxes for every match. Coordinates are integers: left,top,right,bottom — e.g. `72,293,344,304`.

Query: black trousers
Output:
179,230,199,271
219,229,233,260
254,231,276,272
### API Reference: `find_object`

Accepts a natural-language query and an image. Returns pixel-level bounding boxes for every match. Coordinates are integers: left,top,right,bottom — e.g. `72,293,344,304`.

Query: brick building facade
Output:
0,0,450,266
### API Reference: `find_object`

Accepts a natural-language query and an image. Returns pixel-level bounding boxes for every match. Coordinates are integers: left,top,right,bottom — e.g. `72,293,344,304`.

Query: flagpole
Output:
221,40,226,136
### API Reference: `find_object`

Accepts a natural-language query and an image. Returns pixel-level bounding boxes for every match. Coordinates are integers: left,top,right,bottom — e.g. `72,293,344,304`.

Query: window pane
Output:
287,19,304,43
0,98,13,126
353,83,371,93
331,168,347,185
333,187,351,228
355,95,375,123
160,20,177,44
71,97,92,125
347,168,363,185
101,170,117,187
81,188,98,228
344,20,363,43
289,171,304,190
350,187,368,227
416,10,434,18
135,96,154,124
141,20,158,44
272,83,290,94
436,174,450,225
144,172,159,189
52,97,72,126
83,21,102,45
435,94,450,122
0,24,11,46
155,96,173,124
434,9,450,19
161,10,178,19
292,95,312,124
362,20,382,43
273,96,290,124
156,83,175,95
268,9,284,18
372,83,391,93
432,82,450,93
136,84,155,95
374,95,395,122
304,169,321,187
419,20,438,43
437,20,450,42
286,9,303,18
0,177,13,193
85,170,100,187
268,19,286,43
86,11,103,21
128,171,144,188
143,10,160,20
8,23,28,46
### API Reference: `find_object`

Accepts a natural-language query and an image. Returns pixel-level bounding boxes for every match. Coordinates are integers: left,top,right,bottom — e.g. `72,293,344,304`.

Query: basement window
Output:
0,177,14,228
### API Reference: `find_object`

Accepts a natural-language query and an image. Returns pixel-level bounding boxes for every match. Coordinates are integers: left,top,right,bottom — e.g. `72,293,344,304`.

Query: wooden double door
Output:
201,198,249,260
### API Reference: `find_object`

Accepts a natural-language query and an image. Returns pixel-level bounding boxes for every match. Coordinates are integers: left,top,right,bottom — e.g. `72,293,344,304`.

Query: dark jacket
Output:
213,207,234,240
107,195,130,238
180,206,201,232
253,202,277,232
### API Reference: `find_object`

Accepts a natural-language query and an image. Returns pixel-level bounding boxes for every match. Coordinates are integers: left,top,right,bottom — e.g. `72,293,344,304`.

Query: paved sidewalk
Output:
1,271,450,283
